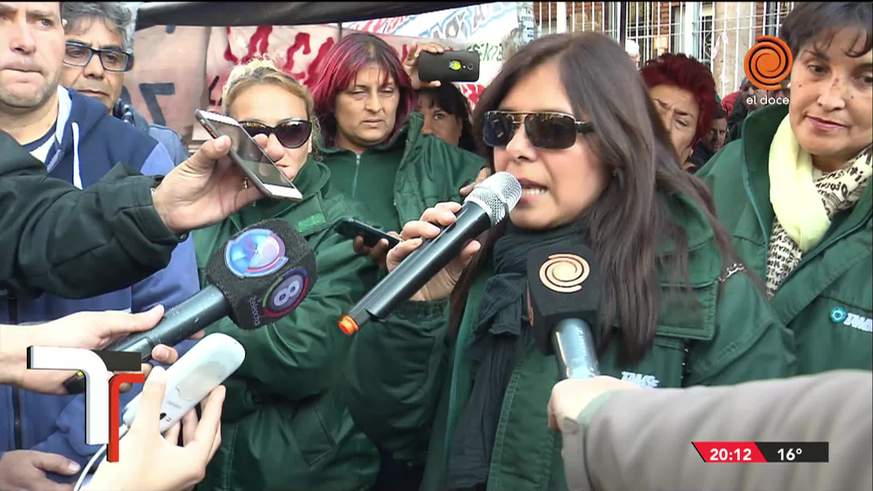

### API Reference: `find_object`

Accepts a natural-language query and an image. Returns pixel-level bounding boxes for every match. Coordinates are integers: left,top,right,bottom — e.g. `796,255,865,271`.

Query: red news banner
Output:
693,442,829,463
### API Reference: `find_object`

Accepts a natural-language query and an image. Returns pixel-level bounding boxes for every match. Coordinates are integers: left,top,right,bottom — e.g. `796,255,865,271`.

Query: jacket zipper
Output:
8,294,22,449
351,153,361,200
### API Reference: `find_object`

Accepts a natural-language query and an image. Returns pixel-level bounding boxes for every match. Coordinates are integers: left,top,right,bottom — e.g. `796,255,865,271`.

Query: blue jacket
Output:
131,107,188,166
0,87,199,480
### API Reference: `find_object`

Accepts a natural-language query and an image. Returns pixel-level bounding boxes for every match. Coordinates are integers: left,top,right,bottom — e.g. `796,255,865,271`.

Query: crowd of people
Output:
0,1,870,491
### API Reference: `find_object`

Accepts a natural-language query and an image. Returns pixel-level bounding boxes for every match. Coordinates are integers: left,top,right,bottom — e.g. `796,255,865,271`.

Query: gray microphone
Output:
340,172,522,334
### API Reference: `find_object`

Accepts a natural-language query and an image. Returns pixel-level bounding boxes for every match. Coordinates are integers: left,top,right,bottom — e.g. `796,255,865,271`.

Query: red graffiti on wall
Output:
224,25,273,64
458,83,485,107
299,37,335,88
282,32,311,74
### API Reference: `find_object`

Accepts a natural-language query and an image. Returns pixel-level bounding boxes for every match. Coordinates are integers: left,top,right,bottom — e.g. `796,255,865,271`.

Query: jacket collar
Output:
739,104,788,242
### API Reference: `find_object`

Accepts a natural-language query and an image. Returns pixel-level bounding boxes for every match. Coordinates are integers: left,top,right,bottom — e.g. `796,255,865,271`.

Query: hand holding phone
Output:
336,218,400,248
194,110,302,201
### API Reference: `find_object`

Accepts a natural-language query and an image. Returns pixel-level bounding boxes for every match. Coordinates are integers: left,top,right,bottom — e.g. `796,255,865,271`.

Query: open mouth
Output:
517,178,548,197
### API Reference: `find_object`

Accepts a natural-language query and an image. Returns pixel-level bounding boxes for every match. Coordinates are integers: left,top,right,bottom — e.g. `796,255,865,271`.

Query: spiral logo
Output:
538,254,590,293
263,268,309,317
744,36,792,91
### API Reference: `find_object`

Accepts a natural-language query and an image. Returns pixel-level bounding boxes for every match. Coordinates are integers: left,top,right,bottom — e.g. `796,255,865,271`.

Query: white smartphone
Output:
195,109,303,200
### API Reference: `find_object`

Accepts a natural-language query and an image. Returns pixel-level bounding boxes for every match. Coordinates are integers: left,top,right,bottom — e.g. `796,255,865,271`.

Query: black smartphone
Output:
335,218,400,248
418,50,480,82
194,109,303,200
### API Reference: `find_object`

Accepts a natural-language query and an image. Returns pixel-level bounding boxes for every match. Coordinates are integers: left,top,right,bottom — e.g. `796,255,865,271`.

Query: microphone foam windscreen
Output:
206,219,317,329
526,242,601,354
465,171,522,224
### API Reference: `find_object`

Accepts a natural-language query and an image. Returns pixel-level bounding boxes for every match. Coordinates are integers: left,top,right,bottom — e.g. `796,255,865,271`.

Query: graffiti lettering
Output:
469,42,504,62
346,16,412,35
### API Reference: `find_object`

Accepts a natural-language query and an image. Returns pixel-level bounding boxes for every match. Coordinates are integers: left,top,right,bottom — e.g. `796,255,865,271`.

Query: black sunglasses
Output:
482,111,594,149
240,119,313,149
63,41,133,72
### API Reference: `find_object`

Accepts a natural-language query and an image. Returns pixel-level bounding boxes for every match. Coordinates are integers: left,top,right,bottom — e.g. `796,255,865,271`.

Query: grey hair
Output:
61,2,135,51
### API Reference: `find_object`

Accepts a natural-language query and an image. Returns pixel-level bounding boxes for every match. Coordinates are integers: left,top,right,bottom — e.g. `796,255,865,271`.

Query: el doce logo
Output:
539,254,590,293
744,35,793,91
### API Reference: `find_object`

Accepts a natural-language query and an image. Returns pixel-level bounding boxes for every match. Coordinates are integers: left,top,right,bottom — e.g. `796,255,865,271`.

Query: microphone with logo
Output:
63,219,317,394
338,171,522,335
527,243,601,379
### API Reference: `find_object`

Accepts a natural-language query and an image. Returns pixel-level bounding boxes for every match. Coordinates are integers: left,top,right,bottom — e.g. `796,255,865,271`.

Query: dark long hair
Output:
452,32,734,362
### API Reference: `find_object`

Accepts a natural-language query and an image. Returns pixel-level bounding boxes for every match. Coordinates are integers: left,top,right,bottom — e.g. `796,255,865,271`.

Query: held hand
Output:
459,167,492,198
352,231,401,270
86,367,225,491
386,202,480,301
152,134,284,234
0,449,80,491
403,42,447,90
16,307,165,394
547,376,640,434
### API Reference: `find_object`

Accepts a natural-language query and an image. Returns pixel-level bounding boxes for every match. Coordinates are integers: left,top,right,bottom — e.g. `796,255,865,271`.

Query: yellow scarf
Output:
768,116,831,252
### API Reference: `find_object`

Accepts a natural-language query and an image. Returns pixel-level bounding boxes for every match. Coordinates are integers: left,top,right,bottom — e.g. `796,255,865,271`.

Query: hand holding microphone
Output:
339,171,522,334
63,219,317,394
387,202,483,301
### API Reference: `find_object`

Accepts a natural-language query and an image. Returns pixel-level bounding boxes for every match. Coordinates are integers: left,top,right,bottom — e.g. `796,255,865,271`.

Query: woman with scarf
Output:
346,32,794,491
698,2,872,374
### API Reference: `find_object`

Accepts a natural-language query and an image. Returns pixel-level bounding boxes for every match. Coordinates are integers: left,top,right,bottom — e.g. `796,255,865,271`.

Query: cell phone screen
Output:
201,115,294,188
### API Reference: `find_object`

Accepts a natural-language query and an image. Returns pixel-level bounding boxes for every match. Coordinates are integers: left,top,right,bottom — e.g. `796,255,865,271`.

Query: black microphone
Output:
339,172,522,334
63,219,317,394
527,243,601,379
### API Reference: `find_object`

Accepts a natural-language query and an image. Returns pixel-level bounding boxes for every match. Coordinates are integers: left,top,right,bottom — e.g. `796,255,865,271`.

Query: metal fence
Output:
533,1,796,97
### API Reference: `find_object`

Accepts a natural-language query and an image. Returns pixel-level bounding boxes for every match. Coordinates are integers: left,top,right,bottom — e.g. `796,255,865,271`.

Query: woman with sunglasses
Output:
191,59,380,491
698,2,872,374
345,33,794,491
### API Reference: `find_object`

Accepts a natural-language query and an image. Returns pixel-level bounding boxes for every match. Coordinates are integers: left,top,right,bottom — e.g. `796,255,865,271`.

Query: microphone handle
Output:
552,318,600,379
349,204,491,325
62,286,230,394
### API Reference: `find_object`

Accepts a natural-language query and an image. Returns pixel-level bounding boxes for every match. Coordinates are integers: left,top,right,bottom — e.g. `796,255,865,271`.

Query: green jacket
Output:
346,193,795,491
319,111,484,232
192,159,380,491
698,105,872,374
0,130,184,298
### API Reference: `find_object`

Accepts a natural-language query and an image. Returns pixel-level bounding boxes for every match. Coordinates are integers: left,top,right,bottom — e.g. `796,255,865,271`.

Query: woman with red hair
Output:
641,53,718,167
311,33,483,264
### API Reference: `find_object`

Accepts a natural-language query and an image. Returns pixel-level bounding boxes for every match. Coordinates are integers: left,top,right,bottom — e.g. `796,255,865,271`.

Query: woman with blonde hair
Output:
192,58,380,491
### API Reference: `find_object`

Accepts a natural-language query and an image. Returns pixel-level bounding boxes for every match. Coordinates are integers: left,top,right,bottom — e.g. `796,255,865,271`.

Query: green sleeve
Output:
345,299,451,460
687,271,796,386
1,133,181,297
